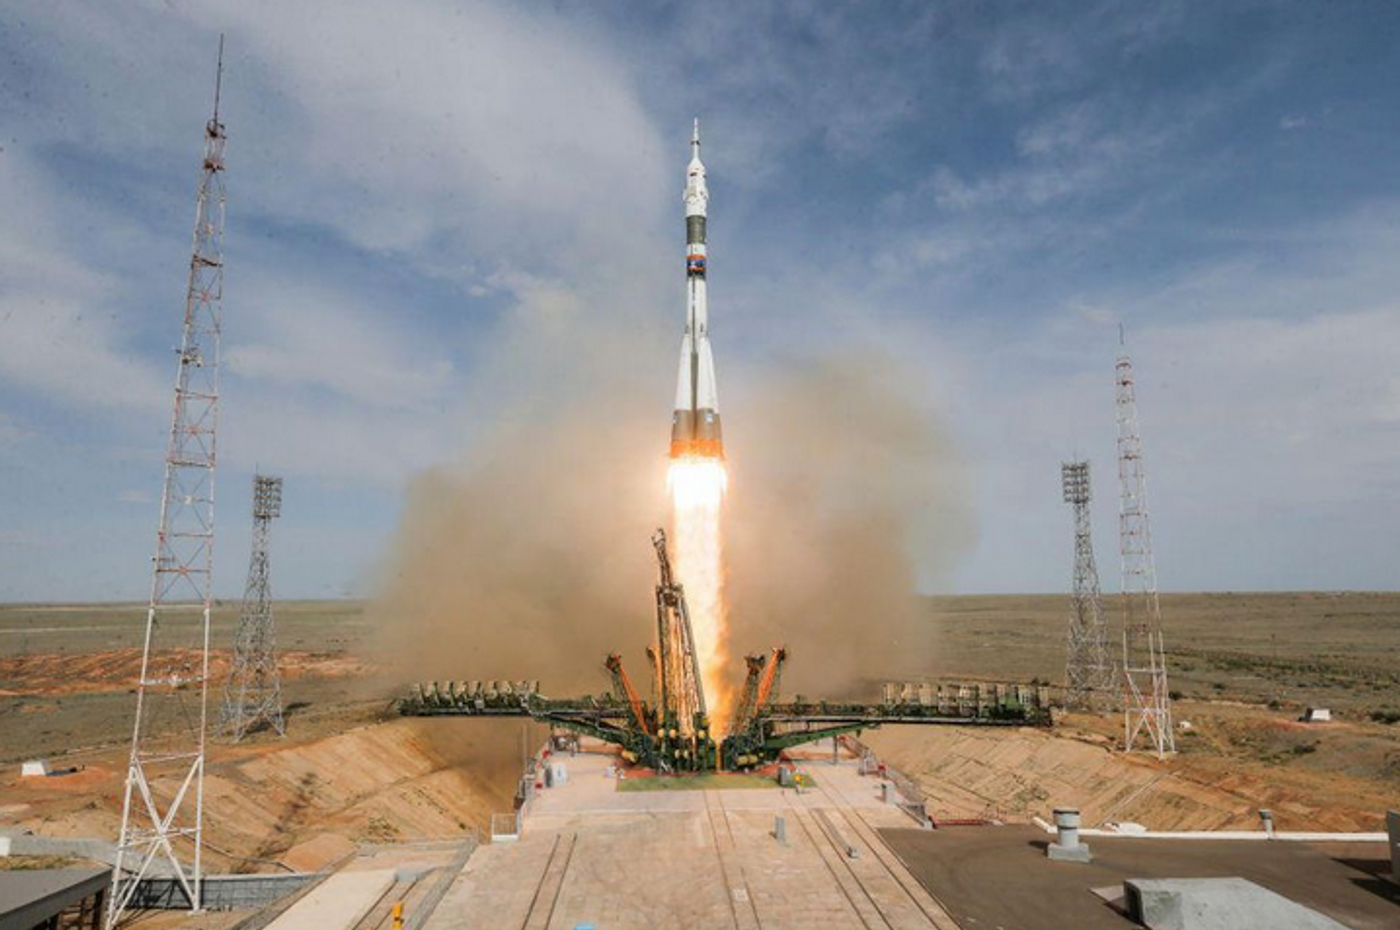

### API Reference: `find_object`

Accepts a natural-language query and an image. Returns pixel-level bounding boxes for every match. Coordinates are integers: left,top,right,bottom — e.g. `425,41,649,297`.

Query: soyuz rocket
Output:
669,119,724,460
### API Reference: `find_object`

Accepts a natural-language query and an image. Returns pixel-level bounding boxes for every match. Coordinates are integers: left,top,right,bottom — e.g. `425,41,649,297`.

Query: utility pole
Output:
1062,461,1113,710
109,37,227,927
1115,350,1176,758
221,475,286,741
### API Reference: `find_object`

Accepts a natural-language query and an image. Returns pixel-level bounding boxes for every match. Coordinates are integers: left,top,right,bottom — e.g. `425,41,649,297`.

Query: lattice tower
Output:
108,38,227,927
1115,353,1176,757
221,475,285,741
1061,461,1114,710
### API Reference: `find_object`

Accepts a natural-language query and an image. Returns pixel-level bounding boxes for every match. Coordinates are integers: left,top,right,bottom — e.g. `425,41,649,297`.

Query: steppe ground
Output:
1,592,1397,875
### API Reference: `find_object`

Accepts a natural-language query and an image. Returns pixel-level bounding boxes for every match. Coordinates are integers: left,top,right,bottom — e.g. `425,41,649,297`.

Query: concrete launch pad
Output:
879,825,1398,930
422,741,960,929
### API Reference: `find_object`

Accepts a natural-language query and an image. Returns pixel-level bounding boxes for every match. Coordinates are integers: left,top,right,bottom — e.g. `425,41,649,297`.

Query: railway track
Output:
702,789,761,930
809,772,960,930
519,832,577,930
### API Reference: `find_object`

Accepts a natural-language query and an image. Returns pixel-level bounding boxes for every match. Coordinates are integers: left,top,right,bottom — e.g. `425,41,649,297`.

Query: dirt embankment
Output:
862,703,1397,833
1,717,531,872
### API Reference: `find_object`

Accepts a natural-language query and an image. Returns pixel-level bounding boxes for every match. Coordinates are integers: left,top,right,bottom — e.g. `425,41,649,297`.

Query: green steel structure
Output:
399,531,1054,772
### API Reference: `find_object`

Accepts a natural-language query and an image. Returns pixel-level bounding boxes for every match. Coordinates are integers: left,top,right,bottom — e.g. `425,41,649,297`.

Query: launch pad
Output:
399,530,1052,773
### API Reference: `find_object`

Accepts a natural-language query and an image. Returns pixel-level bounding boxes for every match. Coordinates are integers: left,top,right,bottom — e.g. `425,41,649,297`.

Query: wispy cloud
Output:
225,278,457,411
3,1,1399,598
0,151,168,412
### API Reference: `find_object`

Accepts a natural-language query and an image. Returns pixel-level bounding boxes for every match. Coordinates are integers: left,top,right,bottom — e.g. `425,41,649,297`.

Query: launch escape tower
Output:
1115,352,1176,757
221,475,286,741
109,39,227,927
1061,462,1114,710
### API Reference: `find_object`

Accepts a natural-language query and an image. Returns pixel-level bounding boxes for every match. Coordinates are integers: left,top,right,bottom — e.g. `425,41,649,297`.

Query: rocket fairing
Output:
670,118,724,460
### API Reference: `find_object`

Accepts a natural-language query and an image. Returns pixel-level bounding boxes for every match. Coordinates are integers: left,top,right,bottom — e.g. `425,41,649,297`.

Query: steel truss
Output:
221,475,286,741
108,39,227,928
1062,462,1114,710
1115,353,1175,758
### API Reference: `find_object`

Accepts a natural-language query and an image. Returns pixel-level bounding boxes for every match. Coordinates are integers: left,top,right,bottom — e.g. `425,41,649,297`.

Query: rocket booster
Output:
670,118,724,460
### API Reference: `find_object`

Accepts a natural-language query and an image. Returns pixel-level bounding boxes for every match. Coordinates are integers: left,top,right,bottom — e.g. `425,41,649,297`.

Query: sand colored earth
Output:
862,703,1397,833
1,717,528,873
3,595,1396,875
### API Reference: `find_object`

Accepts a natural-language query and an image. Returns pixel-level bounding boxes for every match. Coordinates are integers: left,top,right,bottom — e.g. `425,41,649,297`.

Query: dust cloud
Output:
371,285,973,706
724,355,975,699
369,273,668,697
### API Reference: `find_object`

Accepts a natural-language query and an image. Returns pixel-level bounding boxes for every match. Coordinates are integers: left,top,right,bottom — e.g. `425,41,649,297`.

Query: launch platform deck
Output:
422,740,961,930
879,825,1398,930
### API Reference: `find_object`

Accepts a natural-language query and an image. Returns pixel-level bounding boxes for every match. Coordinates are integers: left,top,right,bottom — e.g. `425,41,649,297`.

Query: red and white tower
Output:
1115,350,1175,758
108,39,227,927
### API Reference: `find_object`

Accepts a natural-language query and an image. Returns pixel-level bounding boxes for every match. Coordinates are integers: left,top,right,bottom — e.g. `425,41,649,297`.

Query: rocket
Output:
670,118,724,460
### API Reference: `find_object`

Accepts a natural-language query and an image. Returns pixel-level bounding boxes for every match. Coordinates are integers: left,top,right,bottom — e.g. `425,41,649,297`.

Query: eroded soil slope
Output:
863,702,1397,832
1,717,534,872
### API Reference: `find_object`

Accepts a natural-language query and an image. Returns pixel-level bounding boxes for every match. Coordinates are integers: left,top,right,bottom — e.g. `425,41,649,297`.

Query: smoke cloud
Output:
371,280,974,705
724,354,975,698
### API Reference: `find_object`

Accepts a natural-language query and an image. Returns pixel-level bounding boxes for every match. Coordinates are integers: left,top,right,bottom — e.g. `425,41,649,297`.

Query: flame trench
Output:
667,455,731,734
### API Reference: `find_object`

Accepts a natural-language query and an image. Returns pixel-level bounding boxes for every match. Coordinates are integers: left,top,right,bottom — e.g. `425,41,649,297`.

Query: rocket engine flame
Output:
667,454,731,734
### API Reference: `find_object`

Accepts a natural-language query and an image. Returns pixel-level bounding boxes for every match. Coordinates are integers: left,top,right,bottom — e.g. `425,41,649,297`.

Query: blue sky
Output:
3,0,1400,600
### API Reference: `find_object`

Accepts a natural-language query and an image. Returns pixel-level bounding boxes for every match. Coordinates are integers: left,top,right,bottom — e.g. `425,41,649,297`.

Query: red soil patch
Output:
0,649,372,696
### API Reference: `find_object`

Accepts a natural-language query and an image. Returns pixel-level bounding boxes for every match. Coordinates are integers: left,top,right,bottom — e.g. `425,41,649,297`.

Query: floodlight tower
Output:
108,39,227,928
221,475,286,741
1061,461,1113,710
1115,351,1175,758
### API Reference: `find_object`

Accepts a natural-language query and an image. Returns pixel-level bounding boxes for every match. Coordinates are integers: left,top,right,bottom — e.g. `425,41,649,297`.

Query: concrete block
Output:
1125,877,1351,930
1047,842,1092,862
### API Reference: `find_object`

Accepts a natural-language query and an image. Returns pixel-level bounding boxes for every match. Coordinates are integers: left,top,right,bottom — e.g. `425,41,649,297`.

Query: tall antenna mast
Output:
1115,349,1175,757
1062,461,1114,710
212,34,224,123
221,474,286,741
108,37,227,928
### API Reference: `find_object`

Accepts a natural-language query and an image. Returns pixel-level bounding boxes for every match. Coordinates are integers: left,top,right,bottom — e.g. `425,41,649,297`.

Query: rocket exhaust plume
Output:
668,118,733,732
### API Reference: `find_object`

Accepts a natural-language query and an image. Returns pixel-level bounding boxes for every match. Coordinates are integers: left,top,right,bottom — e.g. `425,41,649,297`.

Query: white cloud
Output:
219,395,451,485
922,103,1171,213
187,0,666,271
0,152,168,412
945,202,1400,592
977,4,1187,102
225,278,457,411
0,0,674,493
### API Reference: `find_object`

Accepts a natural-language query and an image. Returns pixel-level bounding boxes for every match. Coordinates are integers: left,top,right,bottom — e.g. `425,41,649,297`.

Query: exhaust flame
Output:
667,455,732,735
